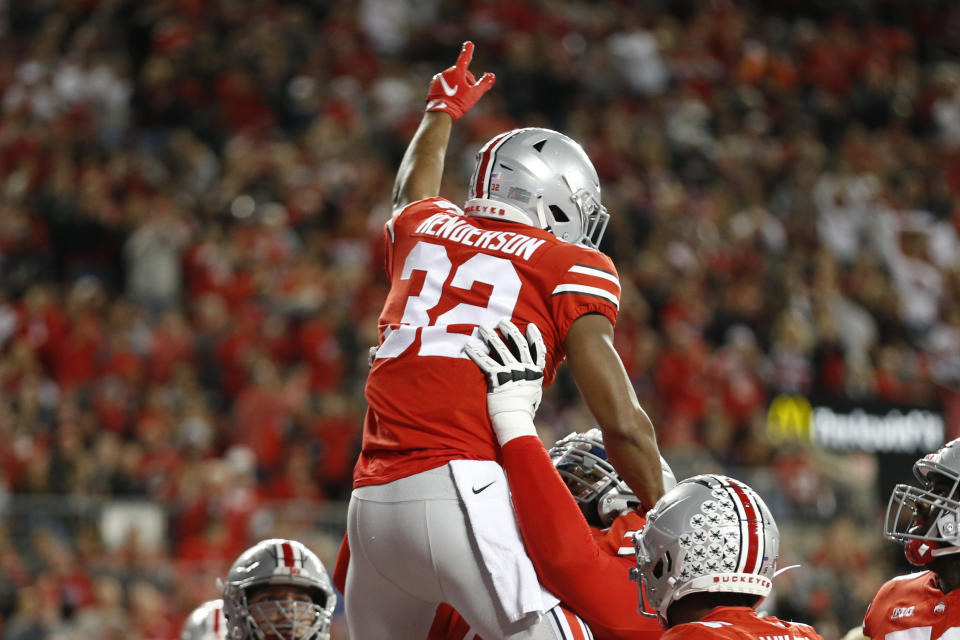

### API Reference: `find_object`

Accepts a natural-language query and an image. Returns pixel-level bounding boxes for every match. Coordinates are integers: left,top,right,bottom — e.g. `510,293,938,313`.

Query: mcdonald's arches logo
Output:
766,394,813,443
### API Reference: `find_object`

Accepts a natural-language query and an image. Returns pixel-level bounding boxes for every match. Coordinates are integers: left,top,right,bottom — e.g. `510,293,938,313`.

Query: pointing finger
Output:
456,41,475,70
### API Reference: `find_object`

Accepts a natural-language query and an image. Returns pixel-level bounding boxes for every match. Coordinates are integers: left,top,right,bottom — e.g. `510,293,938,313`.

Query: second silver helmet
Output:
633,474,779,625
549,428,676,526
465,128,609,249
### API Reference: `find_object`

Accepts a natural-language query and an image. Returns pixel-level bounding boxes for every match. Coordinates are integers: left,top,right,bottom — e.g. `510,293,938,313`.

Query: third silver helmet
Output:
465,128,609,249
181,599,227,640
885,437,960,566
221,538,336,640
549,428,676,527
633,474,779,625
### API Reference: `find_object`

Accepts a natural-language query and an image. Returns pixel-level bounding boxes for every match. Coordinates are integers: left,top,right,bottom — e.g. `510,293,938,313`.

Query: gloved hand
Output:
463,319,546,445
425,41,495,121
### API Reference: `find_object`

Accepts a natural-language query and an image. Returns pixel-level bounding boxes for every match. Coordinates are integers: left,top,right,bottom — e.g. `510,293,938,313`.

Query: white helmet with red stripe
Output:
222,538,336,640
464,127,609,249
632,474,779,625
181,599,227,640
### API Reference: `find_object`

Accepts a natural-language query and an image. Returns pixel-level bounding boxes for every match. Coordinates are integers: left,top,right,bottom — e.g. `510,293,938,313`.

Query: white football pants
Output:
344,464,567,640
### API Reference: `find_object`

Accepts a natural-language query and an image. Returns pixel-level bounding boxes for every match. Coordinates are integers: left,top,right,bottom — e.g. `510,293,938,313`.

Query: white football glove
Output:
463,319,546,445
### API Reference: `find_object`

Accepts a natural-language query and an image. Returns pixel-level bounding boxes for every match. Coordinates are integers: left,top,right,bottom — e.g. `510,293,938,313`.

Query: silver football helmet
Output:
633,474,779,625
885,438,960,566
221,539,336,640
181,599,227,640
464,127,609,248
549,428,677,527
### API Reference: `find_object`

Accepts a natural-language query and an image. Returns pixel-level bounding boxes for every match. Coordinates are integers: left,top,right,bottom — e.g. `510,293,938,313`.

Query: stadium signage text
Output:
766,394,943,453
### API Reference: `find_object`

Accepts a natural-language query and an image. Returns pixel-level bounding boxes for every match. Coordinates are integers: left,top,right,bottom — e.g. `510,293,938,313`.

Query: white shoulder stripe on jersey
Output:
551,284,619,308
385,216,395,243
568,265,620,289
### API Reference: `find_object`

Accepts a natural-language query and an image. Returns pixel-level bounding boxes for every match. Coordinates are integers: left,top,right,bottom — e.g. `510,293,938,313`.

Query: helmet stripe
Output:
473,131,517,200
281,541,296,567
726,479,762,574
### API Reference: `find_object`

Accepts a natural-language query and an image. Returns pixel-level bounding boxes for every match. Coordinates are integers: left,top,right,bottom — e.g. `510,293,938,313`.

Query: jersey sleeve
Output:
862,584,889,639
545,246,621,342
501,436,643,633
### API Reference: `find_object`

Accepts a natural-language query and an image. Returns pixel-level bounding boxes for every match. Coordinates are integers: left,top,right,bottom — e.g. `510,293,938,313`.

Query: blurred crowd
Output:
2,0,960,638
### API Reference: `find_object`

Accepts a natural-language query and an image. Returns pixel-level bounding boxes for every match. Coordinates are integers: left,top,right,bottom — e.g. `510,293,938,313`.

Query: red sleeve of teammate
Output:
502,436,656,637
545,245,620,341
332,534,349,594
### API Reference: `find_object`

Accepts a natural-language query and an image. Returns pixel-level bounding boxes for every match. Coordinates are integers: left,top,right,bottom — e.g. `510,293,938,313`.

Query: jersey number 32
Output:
376,240,522,360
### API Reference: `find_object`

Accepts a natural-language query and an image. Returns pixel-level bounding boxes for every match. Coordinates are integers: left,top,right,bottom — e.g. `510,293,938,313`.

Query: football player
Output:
862,438,960,639
345,40,664,639
633,473,824,639
180,599,226,640
221,538,336,640
634,474,822,640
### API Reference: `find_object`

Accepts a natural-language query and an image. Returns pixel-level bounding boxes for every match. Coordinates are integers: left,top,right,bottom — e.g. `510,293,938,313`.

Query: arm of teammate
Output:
332,534,349,594
392,41,495,212
503,437,656,635
464,321,650,634
564,314,664,510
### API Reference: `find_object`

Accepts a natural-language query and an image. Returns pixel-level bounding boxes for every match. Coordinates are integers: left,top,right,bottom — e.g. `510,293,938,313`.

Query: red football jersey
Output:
503,436,662,639
863,571,960,640
663,607,823,640
354,198,621,487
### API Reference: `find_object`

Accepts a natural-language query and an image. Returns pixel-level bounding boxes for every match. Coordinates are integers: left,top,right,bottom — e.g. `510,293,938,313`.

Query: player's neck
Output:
668,601,724,627
935,562,960,593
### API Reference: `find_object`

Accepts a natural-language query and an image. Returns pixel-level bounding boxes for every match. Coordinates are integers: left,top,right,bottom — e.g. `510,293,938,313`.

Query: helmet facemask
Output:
235,586,331,640
550,430,633,527
221,539,336,640
885,460,960,566
534,187,609,250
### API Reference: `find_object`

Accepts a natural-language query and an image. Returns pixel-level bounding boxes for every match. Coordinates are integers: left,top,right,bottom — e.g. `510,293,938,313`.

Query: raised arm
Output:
564,314,664,510
392,112,453,210
392,41,495,212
